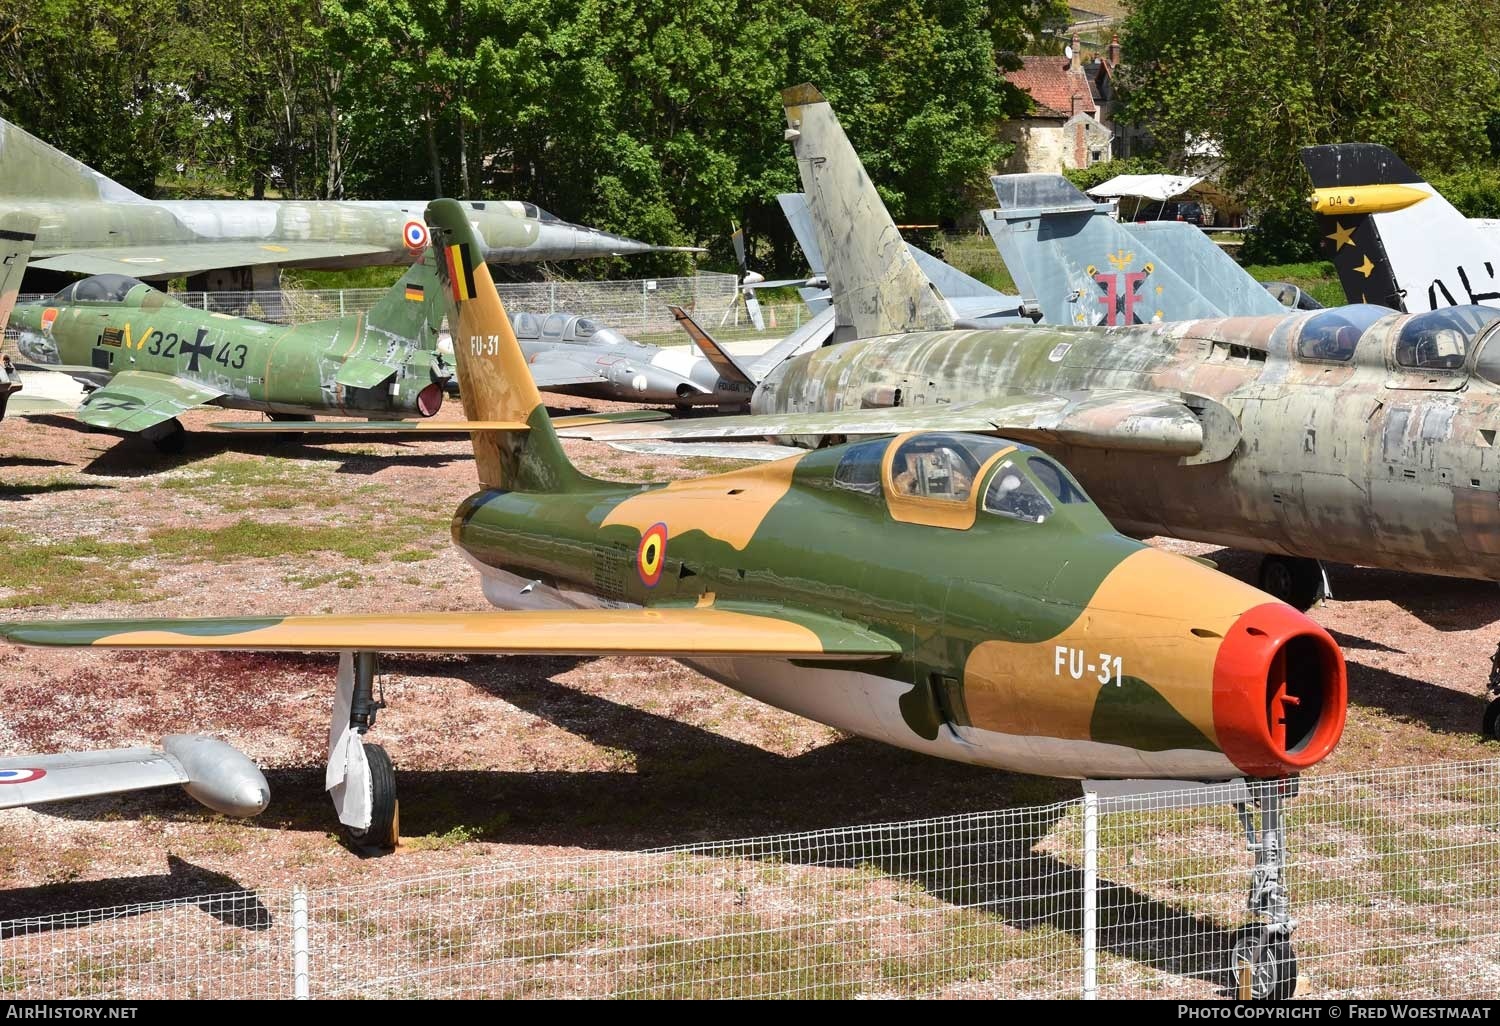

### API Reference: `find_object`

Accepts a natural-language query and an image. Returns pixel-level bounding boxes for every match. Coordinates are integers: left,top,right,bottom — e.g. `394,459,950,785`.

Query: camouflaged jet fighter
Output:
0,200,1346,897
0,116,695,294
6,251,456,450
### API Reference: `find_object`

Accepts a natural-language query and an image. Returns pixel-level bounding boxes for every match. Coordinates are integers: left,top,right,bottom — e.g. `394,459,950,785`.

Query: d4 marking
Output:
1054,645,1124,686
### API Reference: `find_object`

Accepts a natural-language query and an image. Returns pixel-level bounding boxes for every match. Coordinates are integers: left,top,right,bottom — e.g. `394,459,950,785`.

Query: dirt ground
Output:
0,399,1496,923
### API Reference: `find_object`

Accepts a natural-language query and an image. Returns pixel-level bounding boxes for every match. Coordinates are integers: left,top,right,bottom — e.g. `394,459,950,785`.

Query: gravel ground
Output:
0,399,1496,924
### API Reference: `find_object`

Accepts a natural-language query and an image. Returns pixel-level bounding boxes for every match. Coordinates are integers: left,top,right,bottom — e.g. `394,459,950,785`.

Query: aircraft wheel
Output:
1257,555,1324,612
1231,928,1297,1000
1483,698,1500,741
149,418,187,455
346,743,400,851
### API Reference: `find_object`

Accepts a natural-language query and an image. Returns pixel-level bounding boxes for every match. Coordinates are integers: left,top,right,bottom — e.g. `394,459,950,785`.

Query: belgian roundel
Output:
0,768,46,784
637,523,668,588
403,220,429,251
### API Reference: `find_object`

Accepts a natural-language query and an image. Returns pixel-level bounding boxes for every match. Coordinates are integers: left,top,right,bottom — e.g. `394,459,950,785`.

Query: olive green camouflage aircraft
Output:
0,116,695,293
0,198,1347,992
6,252,455,450
0,197,1347,831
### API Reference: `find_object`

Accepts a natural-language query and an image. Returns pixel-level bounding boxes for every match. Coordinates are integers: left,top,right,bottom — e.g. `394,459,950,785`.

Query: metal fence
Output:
5,759,1497,999
14,271,744,335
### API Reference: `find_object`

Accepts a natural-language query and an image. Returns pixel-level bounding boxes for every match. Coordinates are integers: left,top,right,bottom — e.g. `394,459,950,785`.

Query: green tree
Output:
1119,0,1500,213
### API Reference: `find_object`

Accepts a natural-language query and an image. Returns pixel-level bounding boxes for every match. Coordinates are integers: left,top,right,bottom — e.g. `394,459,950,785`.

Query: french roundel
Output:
0,768,46,784
637,523,668,588
403,220,429,251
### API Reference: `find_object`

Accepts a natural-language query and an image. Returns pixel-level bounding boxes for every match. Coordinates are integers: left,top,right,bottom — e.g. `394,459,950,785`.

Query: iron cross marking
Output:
181,328,214,373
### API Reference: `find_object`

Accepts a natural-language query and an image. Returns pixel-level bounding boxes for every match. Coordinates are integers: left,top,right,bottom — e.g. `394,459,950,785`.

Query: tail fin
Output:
781,84,954,343
0,212,39,328
1300,142,1497,312
0,117,145,202
984,173,1283,325
669,306,757,388
425,199,589,493
362,248,445,343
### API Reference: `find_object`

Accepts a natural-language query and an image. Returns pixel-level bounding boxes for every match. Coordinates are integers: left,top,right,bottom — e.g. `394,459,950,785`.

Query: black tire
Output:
150,419,187,455
1257,556,1324,612
346,742,399,851
1484,698,1500,741
1230,928,1298,1000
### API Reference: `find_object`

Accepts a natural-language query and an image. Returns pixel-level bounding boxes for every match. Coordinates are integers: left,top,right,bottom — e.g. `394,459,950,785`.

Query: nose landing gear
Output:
1230,778,1300,1000
1256,555,1328,613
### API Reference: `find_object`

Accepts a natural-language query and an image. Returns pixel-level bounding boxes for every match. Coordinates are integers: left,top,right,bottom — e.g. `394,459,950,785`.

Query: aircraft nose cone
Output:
1210,603,1347,776
485,220,699,263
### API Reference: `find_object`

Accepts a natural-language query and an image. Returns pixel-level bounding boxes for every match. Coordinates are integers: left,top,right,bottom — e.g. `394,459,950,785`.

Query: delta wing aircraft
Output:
6,253,453,450
0,117,694,294
1303,143,1500,314
568,87,1500,739
0,202,1345,919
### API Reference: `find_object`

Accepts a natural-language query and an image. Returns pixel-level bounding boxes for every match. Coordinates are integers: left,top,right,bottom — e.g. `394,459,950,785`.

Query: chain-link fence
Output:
6,759,1497,999
13,272,743,334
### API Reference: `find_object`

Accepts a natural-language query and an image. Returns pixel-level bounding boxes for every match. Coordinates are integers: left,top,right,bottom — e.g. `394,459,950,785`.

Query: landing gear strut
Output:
1256,556,1328,612
1230,778,1299,1000
1485,648,1500,741
144,417,187,455
327,651,399,850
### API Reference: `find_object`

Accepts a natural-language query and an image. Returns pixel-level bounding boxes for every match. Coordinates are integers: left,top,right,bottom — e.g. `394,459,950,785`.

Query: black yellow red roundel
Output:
638,522,668,587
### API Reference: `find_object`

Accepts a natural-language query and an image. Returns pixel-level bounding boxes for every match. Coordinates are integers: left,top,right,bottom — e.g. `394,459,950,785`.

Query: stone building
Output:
999,34,1122,174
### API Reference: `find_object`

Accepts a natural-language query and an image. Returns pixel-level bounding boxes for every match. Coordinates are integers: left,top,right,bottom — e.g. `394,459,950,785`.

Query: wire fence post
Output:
1082,786,1099,1000
292,886,310,1000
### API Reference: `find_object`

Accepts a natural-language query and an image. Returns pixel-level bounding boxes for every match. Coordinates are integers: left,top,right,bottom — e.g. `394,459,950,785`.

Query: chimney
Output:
1108,33,1121,67
1070,32,1082,72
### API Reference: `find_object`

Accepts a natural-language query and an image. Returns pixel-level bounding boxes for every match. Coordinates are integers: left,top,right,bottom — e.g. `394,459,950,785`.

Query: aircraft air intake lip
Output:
1211,602,1347,777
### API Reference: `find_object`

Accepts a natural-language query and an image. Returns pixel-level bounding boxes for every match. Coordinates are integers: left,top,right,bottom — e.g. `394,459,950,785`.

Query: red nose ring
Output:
1211,602,1347,777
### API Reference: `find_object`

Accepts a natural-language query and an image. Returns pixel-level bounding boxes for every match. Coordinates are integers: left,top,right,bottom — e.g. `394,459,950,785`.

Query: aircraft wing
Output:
0,735,267,817
558,388,1240,463
0,604,903,662
74,370,224,432
28,241,391,280
6,394,75,416
525,352,607,390
203,410,667,434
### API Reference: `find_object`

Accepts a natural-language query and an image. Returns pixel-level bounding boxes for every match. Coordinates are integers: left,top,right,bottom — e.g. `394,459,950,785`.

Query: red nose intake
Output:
1211,602,1346,777
417,382,444,417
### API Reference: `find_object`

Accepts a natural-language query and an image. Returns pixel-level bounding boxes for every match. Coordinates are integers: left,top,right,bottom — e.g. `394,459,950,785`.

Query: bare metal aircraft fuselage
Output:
755,304,1500,583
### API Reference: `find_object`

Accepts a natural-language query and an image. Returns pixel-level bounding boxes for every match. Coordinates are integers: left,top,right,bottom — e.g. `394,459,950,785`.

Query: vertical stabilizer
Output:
781,85,954,343
1301,143,1498,312
426,199,589,493
0,118,145,202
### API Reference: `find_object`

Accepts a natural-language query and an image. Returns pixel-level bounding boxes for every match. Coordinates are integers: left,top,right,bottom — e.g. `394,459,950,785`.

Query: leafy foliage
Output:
1062,154,1170,193
1119,0,1500,214
0,0,1068,275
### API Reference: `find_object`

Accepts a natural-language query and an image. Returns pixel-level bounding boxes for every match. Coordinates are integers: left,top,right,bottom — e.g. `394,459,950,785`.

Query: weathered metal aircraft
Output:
1303,142,1500,315
0,200,1345,947
6,252,453,450
0,116,695,294
0,211,39,420
566,86,1500,739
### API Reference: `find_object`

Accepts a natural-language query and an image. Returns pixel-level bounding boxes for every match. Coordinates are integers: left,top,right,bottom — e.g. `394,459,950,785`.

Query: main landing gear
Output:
327,651,399,850
1256,555,1328,613
1485,649,1500,741
144,417,187,455
1230,778,1299,1000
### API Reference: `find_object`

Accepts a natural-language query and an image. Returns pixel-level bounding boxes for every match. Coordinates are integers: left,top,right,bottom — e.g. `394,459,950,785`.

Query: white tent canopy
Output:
1086,174,1246,217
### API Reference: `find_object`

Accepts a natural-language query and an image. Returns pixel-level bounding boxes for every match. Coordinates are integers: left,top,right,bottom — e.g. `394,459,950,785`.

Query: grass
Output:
1242,260,1347,307
0,537,155,608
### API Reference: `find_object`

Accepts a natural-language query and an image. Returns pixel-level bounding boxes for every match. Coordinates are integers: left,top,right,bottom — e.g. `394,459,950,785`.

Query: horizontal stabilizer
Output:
670,305,757,386
334,357,399,390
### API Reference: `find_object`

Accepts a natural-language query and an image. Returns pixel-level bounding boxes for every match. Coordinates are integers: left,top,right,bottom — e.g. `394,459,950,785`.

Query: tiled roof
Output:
1004,55,1098,119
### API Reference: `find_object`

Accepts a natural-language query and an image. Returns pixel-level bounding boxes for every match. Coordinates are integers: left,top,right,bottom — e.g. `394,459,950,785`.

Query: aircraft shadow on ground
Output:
76,429,469,478
0,456,70,470
0,481,111,501
19,657,1248,990
0,854,269,934
1195,546,1500,633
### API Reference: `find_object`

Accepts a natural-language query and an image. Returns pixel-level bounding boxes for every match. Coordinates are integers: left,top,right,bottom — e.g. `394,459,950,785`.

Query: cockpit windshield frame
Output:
1294,305,1390,364
51,274,149,305
1392,305,1500,374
